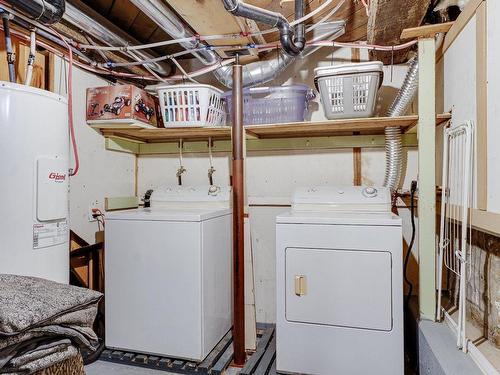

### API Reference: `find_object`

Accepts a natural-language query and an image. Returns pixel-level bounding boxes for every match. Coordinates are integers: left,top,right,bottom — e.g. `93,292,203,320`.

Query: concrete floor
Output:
85,361,240,375
85,361,176,375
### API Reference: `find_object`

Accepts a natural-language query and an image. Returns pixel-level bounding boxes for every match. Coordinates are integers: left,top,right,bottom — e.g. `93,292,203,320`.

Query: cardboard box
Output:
86,85,159,128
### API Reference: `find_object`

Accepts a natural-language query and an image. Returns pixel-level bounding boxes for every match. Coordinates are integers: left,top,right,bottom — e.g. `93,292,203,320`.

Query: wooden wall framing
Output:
0,31,51,89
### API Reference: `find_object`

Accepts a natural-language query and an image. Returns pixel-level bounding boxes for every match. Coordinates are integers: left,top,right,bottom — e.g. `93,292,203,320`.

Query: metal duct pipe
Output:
222,0,305,57
214,21,345,88
127,0,217,66
132,0,344,87
1,0,64,25
63,1,171,76
384,56,419,191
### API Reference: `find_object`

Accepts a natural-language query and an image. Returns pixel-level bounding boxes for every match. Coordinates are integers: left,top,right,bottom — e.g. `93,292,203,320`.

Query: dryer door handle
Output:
295,275,307,296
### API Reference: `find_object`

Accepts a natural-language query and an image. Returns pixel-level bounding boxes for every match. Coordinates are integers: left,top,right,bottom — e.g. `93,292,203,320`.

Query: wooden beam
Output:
438,0,484,60
0,31,47,88
475,2,487,210
417,37,437,321
367,0,431,63
400,22,454,40
351,49,362,186
104,196,139,211
165,0,258,60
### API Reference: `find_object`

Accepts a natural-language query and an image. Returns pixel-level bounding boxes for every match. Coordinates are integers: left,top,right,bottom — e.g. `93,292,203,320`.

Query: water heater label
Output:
33,221,68,249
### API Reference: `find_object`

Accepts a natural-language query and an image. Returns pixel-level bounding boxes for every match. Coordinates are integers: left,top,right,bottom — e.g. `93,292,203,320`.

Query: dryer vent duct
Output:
132,0,345,88
2,0,65,25
383,56,419,191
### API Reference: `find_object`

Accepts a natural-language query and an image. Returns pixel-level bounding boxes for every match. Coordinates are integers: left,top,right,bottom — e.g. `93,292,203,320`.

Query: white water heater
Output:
0,81,69,283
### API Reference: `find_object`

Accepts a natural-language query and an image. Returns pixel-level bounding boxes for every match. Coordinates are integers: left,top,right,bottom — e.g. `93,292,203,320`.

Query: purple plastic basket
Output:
223,85,315,125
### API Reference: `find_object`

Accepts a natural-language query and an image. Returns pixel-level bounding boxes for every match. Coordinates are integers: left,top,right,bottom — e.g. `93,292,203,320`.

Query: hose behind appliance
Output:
384,56,419,191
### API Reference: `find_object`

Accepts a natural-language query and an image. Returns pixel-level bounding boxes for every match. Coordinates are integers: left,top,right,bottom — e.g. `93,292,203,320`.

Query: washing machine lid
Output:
291,186,391,212
150,185,231,210
106,207,231,222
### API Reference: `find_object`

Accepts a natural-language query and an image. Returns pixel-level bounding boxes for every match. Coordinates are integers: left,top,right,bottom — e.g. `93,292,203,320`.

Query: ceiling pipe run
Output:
131,0,345,87
222,0,305,57
62,1,172,76
1,0,65,25
127,0,217,66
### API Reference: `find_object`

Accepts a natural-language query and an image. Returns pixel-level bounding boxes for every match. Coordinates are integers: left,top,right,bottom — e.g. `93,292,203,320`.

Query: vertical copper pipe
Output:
232,56,246,366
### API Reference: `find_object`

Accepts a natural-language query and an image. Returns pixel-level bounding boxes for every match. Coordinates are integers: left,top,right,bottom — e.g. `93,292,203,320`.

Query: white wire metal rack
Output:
436,121,474,353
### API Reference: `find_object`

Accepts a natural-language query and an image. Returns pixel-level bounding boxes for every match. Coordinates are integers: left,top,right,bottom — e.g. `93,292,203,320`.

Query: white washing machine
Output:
276,186,403,375
105,185,232,362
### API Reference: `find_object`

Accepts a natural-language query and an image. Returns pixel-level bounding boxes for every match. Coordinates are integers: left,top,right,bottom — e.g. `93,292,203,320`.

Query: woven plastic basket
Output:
314,62,383,119
223,85,315,125
157,84,226,127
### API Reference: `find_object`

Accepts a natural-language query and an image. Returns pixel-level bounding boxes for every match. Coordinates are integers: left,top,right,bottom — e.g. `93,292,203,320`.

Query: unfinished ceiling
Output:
32,0,433,84
77,0,368,61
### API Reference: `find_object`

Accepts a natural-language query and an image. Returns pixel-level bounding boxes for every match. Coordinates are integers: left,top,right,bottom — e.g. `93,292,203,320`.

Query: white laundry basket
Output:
314,61,383,119
157,84,226,127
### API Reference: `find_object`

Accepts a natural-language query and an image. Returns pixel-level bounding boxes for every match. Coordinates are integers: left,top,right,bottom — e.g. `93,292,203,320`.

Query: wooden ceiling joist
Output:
367,0,431,63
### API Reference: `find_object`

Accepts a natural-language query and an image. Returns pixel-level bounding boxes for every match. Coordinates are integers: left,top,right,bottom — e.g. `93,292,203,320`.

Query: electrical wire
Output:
404,181,417,310
170,57,199,84
290,0,335,26
73,0,336,52
51,29,79,177
1,2,419,83
360,0,370,17
305,0,345,33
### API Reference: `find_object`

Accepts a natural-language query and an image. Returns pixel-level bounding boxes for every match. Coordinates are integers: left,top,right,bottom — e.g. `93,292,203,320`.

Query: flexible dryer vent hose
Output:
383,56,419,191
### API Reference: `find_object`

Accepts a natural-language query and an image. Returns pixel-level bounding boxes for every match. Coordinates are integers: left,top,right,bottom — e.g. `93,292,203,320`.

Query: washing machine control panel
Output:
150,185,232,208
292,186,390,212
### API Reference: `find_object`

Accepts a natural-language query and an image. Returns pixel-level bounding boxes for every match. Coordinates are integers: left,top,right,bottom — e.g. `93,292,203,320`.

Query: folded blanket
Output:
0,275,102,374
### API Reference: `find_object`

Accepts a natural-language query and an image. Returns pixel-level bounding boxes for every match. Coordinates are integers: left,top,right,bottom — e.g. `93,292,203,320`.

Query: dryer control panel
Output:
292,186,391,212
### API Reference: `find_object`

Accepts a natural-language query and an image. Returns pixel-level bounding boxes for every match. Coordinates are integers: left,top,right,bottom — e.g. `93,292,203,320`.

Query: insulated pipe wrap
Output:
384,56,419,191
4,0,65,25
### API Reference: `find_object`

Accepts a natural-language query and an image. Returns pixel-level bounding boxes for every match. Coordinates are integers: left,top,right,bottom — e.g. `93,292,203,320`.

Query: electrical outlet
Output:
88,200,100,222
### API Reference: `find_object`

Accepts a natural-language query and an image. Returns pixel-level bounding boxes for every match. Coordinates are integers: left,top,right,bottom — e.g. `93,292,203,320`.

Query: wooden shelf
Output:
97,114,451,143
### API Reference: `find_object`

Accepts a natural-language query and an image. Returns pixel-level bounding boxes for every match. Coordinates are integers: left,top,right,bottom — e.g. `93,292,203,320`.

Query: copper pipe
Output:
232,56,246,366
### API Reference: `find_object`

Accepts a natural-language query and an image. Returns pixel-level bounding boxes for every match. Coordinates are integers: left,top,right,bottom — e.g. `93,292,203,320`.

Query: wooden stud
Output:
368,0,431,63
134,155,139,197
438,0,484,60
400,22,454,40
417,37,437,321
104,196,139,211
475,2,487,211
351,49,362,186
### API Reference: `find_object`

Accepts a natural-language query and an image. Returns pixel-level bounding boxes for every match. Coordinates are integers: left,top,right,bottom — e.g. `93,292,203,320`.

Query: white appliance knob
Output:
363,187,378,197
208,185,220,196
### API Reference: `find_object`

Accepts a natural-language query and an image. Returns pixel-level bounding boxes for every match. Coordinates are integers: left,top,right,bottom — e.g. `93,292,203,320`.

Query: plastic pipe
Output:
1,12,16,82
24,29,36,85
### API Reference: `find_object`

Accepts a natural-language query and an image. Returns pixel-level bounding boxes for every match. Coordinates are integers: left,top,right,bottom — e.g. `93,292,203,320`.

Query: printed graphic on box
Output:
86,85,158,127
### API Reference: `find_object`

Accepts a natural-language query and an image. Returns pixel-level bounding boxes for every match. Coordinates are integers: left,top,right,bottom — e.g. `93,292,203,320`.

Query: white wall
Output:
54,58,135,244
441,1,500,214
138,46,420,323
441,15,478,206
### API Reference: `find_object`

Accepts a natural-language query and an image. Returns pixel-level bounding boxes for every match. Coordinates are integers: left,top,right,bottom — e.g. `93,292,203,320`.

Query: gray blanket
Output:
0,275,102,374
